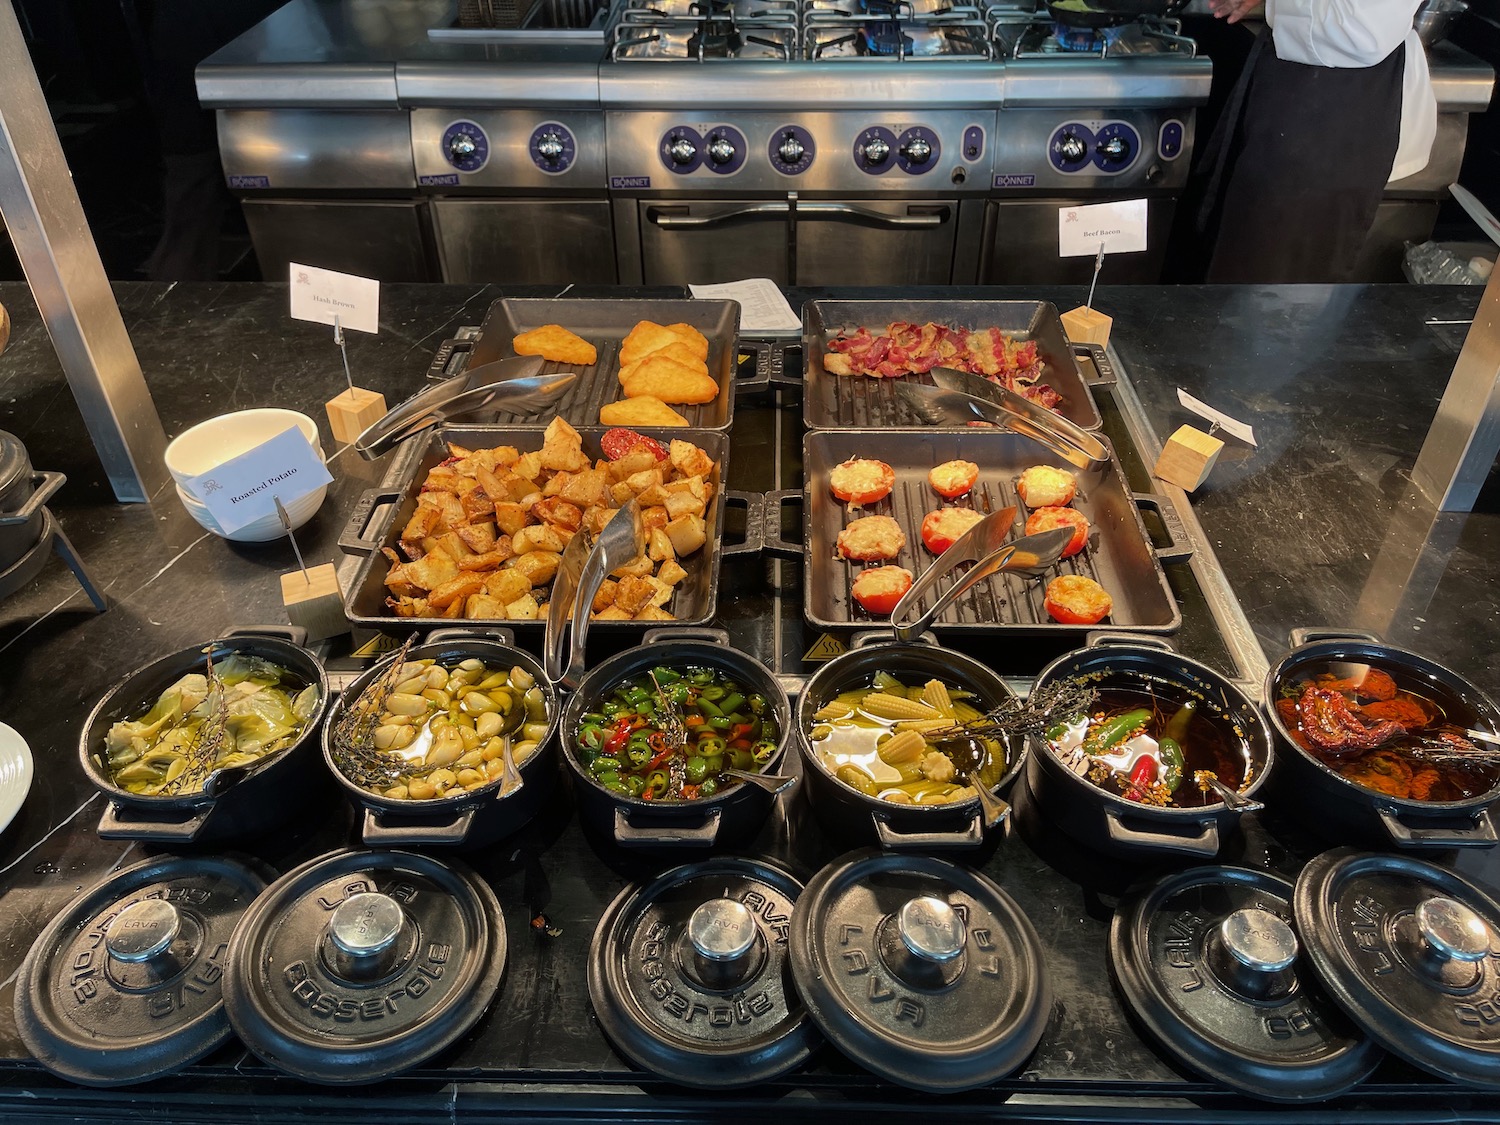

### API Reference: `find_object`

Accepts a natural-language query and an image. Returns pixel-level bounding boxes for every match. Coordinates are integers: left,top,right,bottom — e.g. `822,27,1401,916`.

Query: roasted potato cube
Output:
642,505,669,532
663,491,707,521
400,503,441,544
456,545,515,572
607,448,659,481
483,570,532,604
648,527,675,563
634,604,675,622
437,531,474,560
593,605,632,621
456,521,498,554
591,579,619,612
513,524,567,555
644,576,673,608
637,484,669,508
609,481,635,506
387,595,428,618
460,487,495,521
559,468,608,508
492,501,530,538
513,451,543,481
669,440,715,479
531,497,582,533
442,597,464,619
508,551,561,586
665,513,707,557
540,418,589,472
505,594,541,621
404,549,460,591
625,468,664,495
664,475,708,500
464,594,508,619
428,492,465,529
611,554,654,579
448,443,475,460
614,575,656,616
501,473,537,502
582,505,613,536
541,470,572,498
658,559,689,586
428,573,486,610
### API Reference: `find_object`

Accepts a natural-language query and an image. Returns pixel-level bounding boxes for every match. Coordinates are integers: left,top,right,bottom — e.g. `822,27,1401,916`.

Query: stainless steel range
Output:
601,0,1209,286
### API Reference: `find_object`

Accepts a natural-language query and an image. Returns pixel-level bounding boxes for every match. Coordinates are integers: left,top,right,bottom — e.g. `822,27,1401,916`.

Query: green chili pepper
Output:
578,724,605,752
689,669,714,685
699,685,726,702
698,777,719,797
589,756,618,778
730,748,753,771
627,743,652,768
718,693,745,717
646,769,669,797
582,712,609,725
685,756,709,784
752,738,777,762
625,774,646,797
1084,709,1151,757
748,694,765,715
1046,714,1083,741
652,667,681,685
697,698,724,718
1164,700,1198,743
1158,737,1185,793
696,734,726,756
670,684,691,705
709,716,733,731
703,753,724,773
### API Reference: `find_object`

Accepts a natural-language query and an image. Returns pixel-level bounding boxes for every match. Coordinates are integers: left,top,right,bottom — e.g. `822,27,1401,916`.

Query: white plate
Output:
0,722,33,835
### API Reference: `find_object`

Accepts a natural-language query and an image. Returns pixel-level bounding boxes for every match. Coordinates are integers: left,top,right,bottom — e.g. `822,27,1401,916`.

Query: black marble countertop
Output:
0,280,1496,1123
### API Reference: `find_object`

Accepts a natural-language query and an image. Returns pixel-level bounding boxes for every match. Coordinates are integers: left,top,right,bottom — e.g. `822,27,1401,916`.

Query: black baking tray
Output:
460,298,740,431
789,428,1182,634
802,299,1102,432
339,425,733,631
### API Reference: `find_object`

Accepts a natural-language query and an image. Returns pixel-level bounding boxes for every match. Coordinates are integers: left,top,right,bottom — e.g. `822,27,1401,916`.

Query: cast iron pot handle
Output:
425,627,516,647
1072,342,1116,385
873,809,989,851
731,341,806,395
1133,494,1193,565
643,626,729,646
613,806,722,848
223,625,310,647
1086,631,1175,653
339,488,403,556
1377,805,1500,849
721,491,764,559
0,471,66,526
97,801,212,843
1103,808,1220,858
760,490,803,560
362,806,478,847
852,630,940,649
1290,627,1383,648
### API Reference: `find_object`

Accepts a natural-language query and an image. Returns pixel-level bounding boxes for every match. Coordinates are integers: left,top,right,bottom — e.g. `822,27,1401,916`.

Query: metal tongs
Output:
545,500,646,690
353,355,577,460
889,509,1076,641
895,365,1109,470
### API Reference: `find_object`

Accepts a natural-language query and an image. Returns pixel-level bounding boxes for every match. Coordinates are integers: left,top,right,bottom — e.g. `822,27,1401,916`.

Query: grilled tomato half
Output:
829,458,896,506
928,459,980,499
1044,575,1113,625
1016,465,1077,508
852,566,914,616
920,507,985,554
837,515,906,561
1025,506,1089,559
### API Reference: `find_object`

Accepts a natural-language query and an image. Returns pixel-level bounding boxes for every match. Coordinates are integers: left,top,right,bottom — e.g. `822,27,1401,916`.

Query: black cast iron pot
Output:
797,634,1025,851
323,629,559,848
0,430,63,572
1264,628,1500,850
1025,635,1273,859
79,627,331,844
559,629,792,850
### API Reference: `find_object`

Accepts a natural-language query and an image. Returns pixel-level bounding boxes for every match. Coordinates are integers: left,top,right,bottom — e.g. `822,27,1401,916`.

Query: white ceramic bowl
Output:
165,409,322,496
176,481,327,543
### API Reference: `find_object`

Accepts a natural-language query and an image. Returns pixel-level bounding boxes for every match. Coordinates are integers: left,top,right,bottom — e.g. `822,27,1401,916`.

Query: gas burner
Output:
1050,20,1120,51
860,19,914,54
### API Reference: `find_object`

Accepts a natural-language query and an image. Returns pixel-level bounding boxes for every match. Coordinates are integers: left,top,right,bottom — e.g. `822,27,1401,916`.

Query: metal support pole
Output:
1411,265,1500,512
0,0,168,503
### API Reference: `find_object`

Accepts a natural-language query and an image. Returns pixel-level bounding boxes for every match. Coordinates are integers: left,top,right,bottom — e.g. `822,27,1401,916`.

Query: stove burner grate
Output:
860,19,914,54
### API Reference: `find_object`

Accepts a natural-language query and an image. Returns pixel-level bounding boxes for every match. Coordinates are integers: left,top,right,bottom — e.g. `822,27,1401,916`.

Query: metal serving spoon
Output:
722,768,798,796
934,733,1010,830
1201,774,1264,814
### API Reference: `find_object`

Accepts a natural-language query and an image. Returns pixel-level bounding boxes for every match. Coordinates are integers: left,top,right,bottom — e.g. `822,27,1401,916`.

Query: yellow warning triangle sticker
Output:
802,633,847,663
351,633,404,659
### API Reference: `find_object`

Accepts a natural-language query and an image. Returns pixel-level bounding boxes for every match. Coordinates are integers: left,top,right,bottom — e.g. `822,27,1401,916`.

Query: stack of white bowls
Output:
164,409,329,543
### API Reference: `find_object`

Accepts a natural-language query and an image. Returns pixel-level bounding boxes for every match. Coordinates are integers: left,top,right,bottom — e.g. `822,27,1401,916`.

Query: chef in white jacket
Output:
1188,0,1438,282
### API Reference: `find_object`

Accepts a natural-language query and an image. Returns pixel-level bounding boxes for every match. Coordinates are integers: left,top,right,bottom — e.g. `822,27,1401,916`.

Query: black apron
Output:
1187,24,1406,284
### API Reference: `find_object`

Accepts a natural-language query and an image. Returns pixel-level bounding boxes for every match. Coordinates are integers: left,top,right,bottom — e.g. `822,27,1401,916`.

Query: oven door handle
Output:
645,203,789,229
794,202,951,228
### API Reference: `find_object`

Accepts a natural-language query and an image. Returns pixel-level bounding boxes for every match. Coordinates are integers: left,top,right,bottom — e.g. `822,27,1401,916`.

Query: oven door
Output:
980,198,1175,285
638,199,792,286
793,200,964,286
432,199,616,284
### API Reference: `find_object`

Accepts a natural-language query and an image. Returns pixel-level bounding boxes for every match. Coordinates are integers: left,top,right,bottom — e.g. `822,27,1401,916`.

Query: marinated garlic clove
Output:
385,692,429,717
407,778,437,800
476,711,502,740
510,666,536,691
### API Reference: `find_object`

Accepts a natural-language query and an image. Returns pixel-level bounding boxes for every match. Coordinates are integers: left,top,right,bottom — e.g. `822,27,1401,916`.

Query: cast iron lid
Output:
223,848,506,1085
0,430,31,509
1294,847,1500,1089
587,857,819,1088
788,848,1050,1093
13,853,270,1086
1110,865,1381,1102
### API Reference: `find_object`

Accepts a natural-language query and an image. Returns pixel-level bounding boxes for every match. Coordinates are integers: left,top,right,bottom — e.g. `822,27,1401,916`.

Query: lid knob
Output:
897,896,966,963
1416,897,1491,963
105,899,182,964
1220,908,1298,973
328,893,405,958
688,899,757,962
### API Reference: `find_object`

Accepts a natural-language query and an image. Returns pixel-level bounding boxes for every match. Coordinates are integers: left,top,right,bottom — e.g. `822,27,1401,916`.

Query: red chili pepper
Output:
641,789,654,801
604,718,632,755
728,739,751,751
646,748,675,771
729,723,755,741
647,731,670,753
1125,756,1158,802
680,784,700,800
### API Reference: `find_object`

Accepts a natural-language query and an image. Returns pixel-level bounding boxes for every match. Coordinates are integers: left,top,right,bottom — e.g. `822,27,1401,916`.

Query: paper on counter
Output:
187,427,334,535
1177,389,1257,447
689,278,802,334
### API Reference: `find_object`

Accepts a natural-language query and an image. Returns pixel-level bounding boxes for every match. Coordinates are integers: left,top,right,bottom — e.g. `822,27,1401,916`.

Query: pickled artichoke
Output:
102,655,317,796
